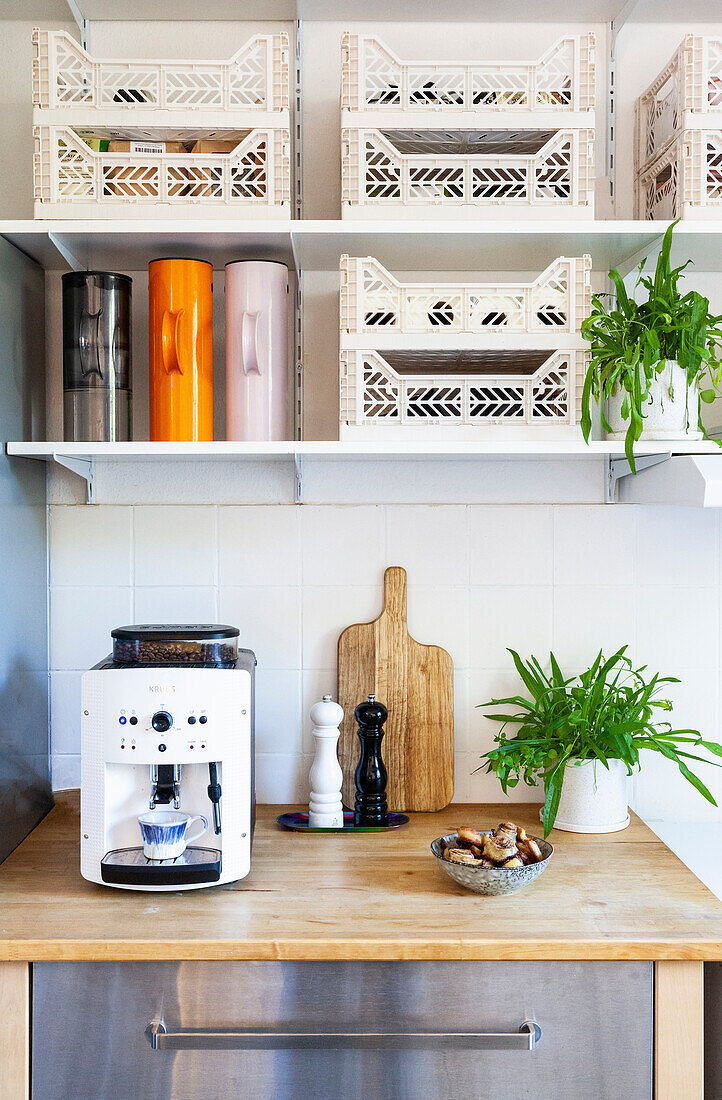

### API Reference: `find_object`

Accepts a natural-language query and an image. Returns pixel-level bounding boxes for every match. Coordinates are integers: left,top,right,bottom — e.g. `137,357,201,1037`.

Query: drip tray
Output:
101,846,221,886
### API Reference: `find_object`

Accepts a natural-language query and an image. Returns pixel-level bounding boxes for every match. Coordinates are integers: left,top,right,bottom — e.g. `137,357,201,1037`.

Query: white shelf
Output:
8,441,722,459
10,0,719,23
0,0,72,18
1,221,296,272
7,220,722,274
11,442,722,507
299,0,722,18
294,221,659,274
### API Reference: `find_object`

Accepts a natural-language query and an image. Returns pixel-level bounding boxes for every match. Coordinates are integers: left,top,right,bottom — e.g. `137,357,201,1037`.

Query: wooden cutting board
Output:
337,566,454,812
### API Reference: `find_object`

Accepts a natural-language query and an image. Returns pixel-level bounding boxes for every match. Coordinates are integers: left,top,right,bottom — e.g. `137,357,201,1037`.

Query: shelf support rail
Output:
605,451,670,504
294,453,304,504
294,19,303,218
607,0,639,208
52,453,95,505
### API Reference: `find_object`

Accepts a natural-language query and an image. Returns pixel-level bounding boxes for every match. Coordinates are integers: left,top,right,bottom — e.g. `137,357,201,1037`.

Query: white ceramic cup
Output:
137,810,208,860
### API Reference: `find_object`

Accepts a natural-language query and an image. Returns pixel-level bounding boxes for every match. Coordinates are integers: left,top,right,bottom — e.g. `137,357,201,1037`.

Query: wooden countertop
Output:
1,792,721,962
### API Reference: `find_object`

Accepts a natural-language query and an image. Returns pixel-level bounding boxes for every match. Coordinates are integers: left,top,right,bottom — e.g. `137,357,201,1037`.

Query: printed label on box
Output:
130,142,166,155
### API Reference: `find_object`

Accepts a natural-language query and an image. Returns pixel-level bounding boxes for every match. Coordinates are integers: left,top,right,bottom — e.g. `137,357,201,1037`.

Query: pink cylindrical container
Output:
225,260,289,440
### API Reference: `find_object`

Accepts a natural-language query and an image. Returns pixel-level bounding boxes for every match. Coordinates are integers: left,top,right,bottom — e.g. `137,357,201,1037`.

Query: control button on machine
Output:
158,743,167,753
119,716,127,725
188,716,196,725
129,716,138,726
151,711,173,733
199,715,208,724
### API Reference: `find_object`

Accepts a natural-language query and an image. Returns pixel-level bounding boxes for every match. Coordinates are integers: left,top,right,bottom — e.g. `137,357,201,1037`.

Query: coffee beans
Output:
112,638,237,665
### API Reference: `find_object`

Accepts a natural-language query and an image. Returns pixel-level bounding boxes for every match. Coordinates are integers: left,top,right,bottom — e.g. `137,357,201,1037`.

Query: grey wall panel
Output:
0,235,52,861
706,962,722,1100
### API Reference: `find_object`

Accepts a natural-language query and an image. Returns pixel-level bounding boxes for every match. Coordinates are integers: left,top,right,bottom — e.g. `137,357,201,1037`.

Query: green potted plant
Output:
580,220,722,470
476,646,722,837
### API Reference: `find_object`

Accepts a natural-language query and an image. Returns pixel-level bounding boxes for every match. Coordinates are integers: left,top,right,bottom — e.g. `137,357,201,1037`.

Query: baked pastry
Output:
445,847,482,866
441,821,544,868
457,826,485,847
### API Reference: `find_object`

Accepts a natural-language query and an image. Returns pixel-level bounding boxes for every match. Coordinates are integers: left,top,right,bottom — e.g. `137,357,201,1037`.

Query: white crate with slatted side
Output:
340,255,591,349
339,348,588,440
33,29,290,129
341,32,595,128
635,36,722,175
341,127,595,218
635,129,722,220
33,124,291,218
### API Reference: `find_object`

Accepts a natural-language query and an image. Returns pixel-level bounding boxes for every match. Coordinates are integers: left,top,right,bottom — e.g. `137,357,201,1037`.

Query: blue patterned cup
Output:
138,811,208,860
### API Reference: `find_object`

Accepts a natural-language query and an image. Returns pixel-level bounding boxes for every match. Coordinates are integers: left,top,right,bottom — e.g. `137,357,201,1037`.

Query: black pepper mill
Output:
354,694,389,827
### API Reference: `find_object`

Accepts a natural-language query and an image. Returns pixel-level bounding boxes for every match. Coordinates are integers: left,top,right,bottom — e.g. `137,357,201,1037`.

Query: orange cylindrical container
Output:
148,258,214,441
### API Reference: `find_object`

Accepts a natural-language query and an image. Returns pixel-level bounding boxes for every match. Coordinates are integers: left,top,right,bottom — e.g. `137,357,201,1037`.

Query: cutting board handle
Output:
383,566,407,623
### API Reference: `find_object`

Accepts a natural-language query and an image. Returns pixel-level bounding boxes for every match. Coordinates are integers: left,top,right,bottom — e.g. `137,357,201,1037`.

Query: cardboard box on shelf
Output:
190,139,241,154
104,140,189,198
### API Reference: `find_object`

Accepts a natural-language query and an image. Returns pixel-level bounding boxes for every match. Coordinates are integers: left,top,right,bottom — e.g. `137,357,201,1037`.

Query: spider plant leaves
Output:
581,220,722,467
542,751,570,838
477,648,720,836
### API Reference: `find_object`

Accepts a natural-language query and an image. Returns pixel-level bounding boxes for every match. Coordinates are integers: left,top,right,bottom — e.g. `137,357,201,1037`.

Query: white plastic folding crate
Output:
341,32,595,219
635,36,722,174
635,130,722,220
32,29,291,218
342,127,595,218
342,33,596,126
338,255,590,441
33,29,289,124
339,348,587,440
33,125,290,218
340,255,591,347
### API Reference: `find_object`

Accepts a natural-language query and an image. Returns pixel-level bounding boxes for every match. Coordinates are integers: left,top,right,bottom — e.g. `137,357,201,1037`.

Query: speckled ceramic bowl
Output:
430,831,553,896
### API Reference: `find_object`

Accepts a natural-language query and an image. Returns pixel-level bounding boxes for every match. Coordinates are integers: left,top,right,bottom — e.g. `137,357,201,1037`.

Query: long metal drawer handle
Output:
145,1020,542,1051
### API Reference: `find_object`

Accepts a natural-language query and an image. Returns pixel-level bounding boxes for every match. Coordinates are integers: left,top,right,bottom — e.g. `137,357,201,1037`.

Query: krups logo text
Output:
149,685,175,693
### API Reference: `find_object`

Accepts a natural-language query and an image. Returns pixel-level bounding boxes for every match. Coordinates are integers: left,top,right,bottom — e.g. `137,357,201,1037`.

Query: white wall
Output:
48,497,722,826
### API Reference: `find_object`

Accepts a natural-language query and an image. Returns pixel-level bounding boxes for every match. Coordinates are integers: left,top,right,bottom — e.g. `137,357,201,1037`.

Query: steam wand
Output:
207,762,222,835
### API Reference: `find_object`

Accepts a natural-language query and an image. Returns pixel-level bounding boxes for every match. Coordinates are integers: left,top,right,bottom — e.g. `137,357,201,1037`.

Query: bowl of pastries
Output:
430,821,553,896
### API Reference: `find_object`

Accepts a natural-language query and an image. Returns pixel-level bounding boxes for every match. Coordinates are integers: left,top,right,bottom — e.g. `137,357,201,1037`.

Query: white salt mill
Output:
308,694,345,828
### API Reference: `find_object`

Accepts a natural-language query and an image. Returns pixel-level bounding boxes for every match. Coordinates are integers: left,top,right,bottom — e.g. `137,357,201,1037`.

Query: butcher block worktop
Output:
1,792,721,962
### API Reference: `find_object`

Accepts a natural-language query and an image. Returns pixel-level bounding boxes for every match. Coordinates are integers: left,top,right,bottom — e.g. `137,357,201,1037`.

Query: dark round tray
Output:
276,811,409,833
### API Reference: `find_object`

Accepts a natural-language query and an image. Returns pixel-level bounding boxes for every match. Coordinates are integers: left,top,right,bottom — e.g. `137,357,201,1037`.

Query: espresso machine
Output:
80,625,255,891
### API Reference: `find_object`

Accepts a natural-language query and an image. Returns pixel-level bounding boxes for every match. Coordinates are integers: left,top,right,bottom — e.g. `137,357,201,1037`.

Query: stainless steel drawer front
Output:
33,960,652,1100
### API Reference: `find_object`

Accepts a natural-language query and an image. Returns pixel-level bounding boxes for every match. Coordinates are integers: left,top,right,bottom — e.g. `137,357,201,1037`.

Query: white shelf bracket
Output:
294,453,304,504
48,233,83,272
605,451,670,504
610,0,639,49
53,453,95,504
65,0,89,50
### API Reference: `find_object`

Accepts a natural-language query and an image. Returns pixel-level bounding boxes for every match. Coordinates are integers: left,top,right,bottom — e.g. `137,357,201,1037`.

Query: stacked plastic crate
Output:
339,254,592,440
32,29,291,218
635,36,722,220
341,32,596,219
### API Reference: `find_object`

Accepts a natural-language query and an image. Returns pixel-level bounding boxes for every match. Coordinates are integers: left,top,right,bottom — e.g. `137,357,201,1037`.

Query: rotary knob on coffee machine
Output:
353,694,389,828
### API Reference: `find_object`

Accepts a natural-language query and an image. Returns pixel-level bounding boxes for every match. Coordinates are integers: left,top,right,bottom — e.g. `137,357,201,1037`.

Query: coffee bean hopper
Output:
80,625,255,891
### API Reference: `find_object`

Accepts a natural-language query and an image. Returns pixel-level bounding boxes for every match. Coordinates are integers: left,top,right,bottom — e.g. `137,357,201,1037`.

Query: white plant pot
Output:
539,758,630,834
605,360,702,441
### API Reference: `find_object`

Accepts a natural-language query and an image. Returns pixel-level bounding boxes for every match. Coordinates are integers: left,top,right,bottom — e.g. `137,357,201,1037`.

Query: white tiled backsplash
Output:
49,502,722,821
